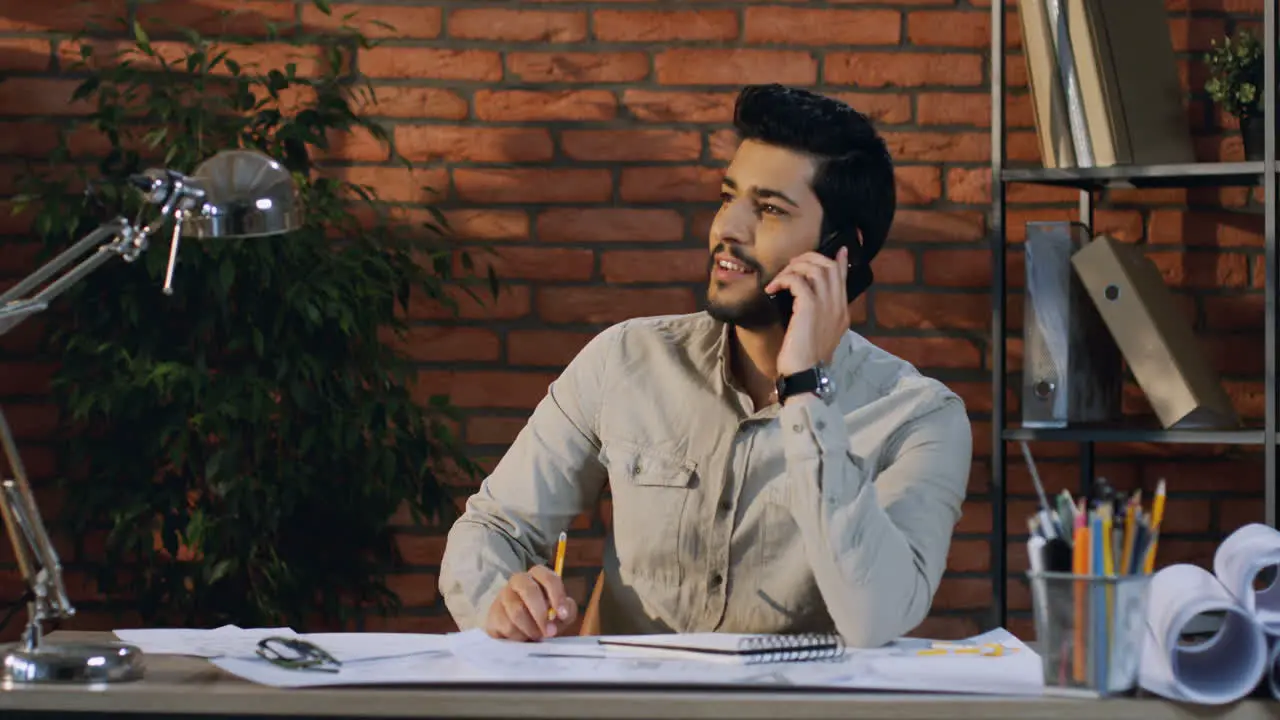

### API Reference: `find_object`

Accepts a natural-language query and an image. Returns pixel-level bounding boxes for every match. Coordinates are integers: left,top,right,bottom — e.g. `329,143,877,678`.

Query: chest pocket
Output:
602,442,697,586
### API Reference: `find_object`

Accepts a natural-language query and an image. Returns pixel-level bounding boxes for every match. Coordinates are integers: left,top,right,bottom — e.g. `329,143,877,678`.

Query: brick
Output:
1002,209,1143,243
453,169,613,204
220,42,336,77
507,330,595,367
601,250,707,284
316,126,387,162
882,131,988,162
0,0,127,32
923,249,1024,288
868,337,981,370
0,362,54,396
144,0,298,36
620,166,721,203
561,130,701,162
507,52,650,83
538,288,697,324
743,8,900,46
360,48,501,81
828,92,913,124
933,577,990,610
0,123,59,158
437,209,530,242
3,404,57,440
917,92,996,127
415,370,556,410
0,78,91,116
896,166,943,205
655,49,817,86
395,126,554,164
1167,17,1227,53
875,292,990,331
536,208,685,243
594,10,738,41
385,573,438,607
907,10,1020,48
708,129,739,162
832,0,955,4
393,327,501,363
889,210,987,243
464,417,529,446
408,285,531,321
474,89,616,122
360,87,468,119
870,248,915,284
1145,251,1249,289
1147,210,1264,247
0,38,53,71
826,52,983,87
623,90,736,123
447,8,585,42
455,246,595,282
327,166,449,204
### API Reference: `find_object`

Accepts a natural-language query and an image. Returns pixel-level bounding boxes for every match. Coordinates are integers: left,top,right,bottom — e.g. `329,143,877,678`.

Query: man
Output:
439,85,972,648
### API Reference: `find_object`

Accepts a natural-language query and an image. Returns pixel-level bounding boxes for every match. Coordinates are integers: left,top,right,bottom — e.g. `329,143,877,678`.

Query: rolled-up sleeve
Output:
438,323,623,630
780,386,971,647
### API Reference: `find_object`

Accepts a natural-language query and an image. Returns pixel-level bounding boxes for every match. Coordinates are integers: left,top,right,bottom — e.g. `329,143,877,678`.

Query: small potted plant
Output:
1205,30,1266,161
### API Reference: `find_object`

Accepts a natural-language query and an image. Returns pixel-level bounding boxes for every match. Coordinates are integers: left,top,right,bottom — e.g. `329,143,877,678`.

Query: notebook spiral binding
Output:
738,633,845,664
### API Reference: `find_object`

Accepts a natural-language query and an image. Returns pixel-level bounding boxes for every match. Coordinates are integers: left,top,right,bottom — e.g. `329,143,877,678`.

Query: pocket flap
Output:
606,445,696,488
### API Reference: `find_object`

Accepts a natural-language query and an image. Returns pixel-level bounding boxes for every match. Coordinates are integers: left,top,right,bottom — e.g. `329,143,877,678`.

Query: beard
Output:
703,245,781,331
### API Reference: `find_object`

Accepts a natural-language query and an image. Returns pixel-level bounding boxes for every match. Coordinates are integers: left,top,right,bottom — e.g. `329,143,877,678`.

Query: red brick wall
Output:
0,0,1266,642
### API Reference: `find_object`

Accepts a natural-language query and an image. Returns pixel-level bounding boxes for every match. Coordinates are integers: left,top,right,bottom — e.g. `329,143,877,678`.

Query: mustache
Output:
709,244,764,274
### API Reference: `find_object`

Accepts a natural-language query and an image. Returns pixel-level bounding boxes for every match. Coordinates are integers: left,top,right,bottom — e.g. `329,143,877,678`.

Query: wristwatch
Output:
775,364,835,404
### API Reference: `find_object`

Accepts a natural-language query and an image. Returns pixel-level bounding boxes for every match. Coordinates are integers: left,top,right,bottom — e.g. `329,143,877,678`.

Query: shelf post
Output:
1267,0,1277,527
989,0,1009,632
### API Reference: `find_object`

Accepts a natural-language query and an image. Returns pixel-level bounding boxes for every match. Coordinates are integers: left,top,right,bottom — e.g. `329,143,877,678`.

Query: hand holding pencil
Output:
482,530,578,642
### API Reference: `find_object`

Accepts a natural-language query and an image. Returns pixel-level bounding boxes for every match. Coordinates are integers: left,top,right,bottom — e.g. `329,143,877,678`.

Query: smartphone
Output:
769,235,846,328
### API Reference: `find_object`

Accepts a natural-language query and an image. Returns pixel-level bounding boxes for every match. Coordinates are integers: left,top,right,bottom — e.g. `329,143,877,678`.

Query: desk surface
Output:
0,632,1276,720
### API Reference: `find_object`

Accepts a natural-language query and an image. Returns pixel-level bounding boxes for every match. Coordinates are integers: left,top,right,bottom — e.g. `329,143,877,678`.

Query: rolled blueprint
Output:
1137,564,1267,705
1214,523,1280,635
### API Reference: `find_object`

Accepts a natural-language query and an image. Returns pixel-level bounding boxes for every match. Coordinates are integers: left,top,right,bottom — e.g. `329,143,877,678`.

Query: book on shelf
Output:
1015,0,1195,169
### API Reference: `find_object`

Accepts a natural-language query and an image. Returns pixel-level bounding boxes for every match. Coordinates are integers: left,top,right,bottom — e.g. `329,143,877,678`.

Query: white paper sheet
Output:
294,632,453,663
1214,523,1280,635
113,625,296,658
208,627,1044,696
1137,564,1268,705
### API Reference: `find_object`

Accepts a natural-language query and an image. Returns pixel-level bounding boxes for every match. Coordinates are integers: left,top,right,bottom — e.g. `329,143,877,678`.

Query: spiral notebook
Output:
597,632,844,665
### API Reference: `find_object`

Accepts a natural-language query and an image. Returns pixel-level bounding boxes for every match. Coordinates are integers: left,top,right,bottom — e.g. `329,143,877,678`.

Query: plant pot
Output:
1242,113,1266,161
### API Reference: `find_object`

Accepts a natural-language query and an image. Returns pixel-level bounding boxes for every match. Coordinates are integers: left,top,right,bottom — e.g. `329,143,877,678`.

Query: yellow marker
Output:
916,643,1010,657
549,531,567,621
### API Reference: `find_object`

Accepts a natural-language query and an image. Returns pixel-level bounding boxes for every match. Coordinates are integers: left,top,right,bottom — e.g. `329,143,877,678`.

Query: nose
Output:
710,197,754,248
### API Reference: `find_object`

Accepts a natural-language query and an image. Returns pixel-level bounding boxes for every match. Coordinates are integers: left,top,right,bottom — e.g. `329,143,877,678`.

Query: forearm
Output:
438,506,539,630
781,392,968,647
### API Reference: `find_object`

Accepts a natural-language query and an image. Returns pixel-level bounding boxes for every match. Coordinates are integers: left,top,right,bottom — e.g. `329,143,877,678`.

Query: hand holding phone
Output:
768,234,848,328
765,245,855,378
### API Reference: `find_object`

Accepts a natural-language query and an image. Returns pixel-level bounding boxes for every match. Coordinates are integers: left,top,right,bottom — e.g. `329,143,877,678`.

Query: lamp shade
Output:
181,149,301,239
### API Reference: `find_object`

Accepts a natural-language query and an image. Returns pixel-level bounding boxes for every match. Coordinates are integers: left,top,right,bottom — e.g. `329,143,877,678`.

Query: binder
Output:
1070,235,1238,429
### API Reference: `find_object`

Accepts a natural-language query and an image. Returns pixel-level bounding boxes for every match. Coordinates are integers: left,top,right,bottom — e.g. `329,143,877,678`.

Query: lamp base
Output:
1,641,145,684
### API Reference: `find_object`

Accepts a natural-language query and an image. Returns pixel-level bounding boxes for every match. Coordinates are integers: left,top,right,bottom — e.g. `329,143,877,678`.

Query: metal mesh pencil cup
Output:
1027,571,1152,697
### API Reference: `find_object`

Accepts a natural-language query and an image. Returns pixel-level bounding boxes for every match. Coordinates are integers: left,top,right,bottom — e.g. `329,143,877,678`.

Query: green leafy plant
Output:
1205,30,1264,119
9,3,487,630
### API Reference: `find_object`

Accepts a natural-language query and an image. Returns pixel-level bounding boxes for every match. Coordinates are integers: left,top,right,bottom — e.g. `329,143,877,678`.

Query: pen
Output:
549,530,567,621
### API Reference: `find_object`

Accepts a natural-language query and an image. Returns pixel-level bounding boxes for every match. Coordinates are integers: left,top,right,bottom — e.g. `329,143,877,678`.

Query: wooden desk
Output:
0,632,1275,719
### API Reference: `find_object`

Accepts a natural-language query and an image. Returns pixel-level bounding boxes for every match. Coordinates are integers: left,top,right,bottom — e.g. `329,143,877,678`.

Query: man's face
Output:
705,139,825,329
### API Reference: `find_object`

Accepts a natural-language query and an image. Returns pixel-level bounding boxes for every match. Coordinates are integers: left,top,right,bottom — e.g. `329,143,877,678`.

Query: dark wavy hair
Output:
732,84,896,300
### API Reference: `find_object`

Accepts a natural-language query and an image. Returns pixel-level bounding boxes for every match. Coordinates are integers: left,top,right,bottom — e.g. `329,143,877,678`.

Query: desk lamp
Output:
0,149,300,684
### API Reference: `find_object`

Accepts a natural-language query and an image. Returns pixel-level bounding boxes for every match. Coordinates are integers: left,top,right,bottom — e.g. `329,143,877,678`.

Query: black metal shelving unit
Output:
988,1,1278,629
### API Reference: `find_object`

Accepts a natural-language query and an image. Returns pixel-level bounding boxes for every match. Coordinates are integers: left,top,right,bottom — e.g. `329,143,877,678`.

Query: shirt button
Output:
718,500,732,515
710,573,723,588
815,420,826,431
792,424,803,433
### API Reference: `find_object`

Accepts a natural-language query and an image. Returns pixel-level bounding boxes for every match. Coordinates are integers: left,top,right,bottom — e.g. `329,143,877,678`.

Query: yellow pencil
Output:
1143,480,1166,574
549,530,567,621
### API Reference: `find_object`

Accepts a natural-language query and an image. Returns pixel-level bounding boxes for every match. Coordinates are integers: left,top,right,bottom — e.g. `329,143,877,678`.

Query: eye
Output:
719,191,734,204
758,202,787,217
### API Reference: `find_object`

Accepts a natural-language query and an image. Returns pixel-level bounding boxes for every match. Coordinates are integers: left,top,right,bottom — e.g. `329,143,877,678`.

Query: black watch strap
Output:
776,367,822,402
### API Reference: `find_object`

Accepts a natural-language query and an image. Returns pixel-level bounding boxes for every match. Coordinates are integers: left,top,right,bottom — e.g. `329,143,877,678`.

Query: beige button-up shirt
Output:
439,312,972,647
